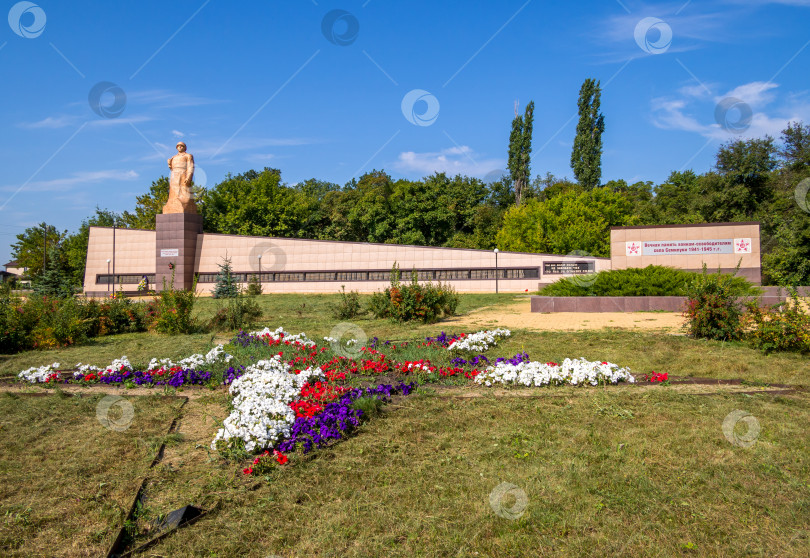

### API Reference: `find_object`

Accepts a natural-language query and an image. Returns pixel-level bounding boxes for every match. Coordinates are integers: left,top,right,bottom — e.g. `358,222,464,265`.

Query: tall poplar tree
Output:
571,79,605,190
508,100,535,206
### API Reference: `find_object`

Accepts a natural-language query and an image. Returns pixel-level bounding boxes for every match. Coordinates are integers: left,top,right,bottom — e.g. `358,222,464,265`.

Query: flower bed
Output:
17,345,237,386
212,356,325,452
16,325,650,476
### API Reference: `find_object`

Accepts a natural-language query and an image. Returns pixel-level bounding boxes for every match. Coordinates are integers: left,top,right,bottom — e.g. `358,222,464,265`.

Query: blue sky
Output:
1,0,810,264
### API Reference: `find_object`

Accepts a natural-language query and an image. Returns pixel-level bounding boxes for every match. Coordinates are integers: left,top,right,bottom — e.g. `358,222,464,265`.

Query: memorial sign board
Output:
626,238,753,256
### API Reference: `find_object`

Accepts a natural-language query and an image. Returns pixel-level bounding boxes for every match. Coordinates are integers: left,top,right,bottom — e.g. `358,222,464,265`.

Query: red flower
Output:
273,450,288,465
242,467,253,475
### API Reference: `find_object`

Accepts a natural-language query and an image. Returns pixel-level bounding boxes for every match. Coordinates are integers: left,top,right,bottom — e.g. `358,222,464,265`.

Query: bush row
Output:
0,294,148,353
539,265,759,297
0,277,263,354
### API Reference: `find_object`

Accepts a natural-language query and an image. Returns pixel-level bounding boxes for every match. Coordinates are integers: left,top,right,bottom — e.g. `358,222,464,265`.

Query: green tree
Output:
714,137,777,218
571,78,605,190
62,208,124,287
10,223,65,280
779,121,810,171
121,177,170,230
203,168,310,237
644,170,707,225
508,101,535,205
496,188,634,256
212,255,239,299
532,173,582,201
320,170,396,242
32,246,75,298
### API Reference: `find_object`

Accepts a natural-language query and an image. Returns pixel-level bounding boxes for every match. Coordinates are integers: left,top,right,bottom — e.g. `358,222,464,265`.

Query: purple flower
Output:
276,381,417,455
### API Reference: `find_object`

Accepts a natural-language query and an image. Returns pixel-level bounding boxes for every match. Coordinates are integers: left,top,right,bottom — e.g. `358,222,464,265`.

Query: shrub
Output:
331,285,363,319
246,274,263,296
744,289,810,354
209,293,263,332
81,295,148,337
539,265,758,297
0,293,31,353
150,271,199,334
683,264,754,341
3,295,90,350
369,263,459,323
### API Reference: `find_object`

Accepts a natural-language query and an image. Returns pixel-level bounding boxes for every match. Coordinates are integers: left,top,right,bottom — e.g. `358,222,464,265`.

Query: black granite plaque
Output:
543,261,594,275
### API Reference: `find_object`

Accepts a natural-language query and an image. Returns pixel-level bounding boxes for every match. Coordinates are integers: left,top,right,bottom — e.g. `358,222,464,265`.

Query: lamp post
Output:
106,259,111,293
494,248,499,294
257,254,262,281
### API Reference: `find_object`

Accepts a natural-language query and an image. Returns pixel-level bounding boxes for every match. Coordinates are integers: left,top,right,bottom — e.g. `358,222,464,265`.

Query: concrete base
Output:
155,213,202,291
530,288,810,313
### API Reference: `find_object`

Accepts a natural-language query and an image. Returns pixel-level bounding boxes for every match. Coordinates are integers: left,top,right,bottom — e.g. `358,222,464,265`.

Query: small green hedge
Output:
538,265,758,297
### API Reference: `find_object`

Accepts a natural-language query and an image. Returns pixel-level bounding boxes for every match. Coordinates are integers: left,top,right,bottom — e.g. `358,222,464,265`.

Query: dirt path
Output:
445,299,685,333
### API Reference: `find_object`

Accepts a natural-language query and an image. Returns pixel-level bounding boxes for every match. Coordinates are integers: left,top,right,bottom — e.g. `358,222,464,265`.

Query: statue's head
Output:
176,142,187,153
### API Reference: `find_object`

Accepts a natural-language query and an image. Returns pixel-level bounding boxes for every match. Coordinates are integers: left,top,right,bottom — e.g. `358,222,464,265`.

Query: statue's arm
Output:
168,156,173,170
187,154,195,183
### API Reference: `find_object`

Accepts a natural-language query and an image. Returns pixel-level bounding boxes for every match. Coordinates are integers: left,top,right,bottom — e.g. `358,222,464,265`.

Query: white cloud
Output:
19,115,81,129
651,81,810,141
678,83,715,99
393,146,505,177
651,98,708,133
128,90,226,109
1,170,139,193
87,115,155,127
195,137,314,158
172,130,184,138
722,81,778,107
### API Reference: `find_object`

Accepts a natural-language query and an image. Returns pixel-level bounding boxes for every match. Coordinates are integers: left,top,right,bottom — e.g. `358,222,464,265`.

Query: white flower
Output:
148,344,234,371
474,358,634,387
448,328,511,352
17,362,60,383
250,326,316,347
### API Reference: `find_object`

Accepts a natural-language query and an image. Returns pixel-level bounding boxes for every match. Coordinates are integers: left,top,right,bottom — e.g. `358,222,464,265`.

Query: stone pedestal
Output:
155,213,202,291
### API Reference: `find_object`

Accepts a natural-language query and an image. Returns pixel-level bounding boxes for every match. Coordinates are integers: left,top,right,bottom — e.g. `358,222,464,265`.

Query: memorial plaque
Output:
160,248,179,257
635,239,734,256
543,261,594,275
